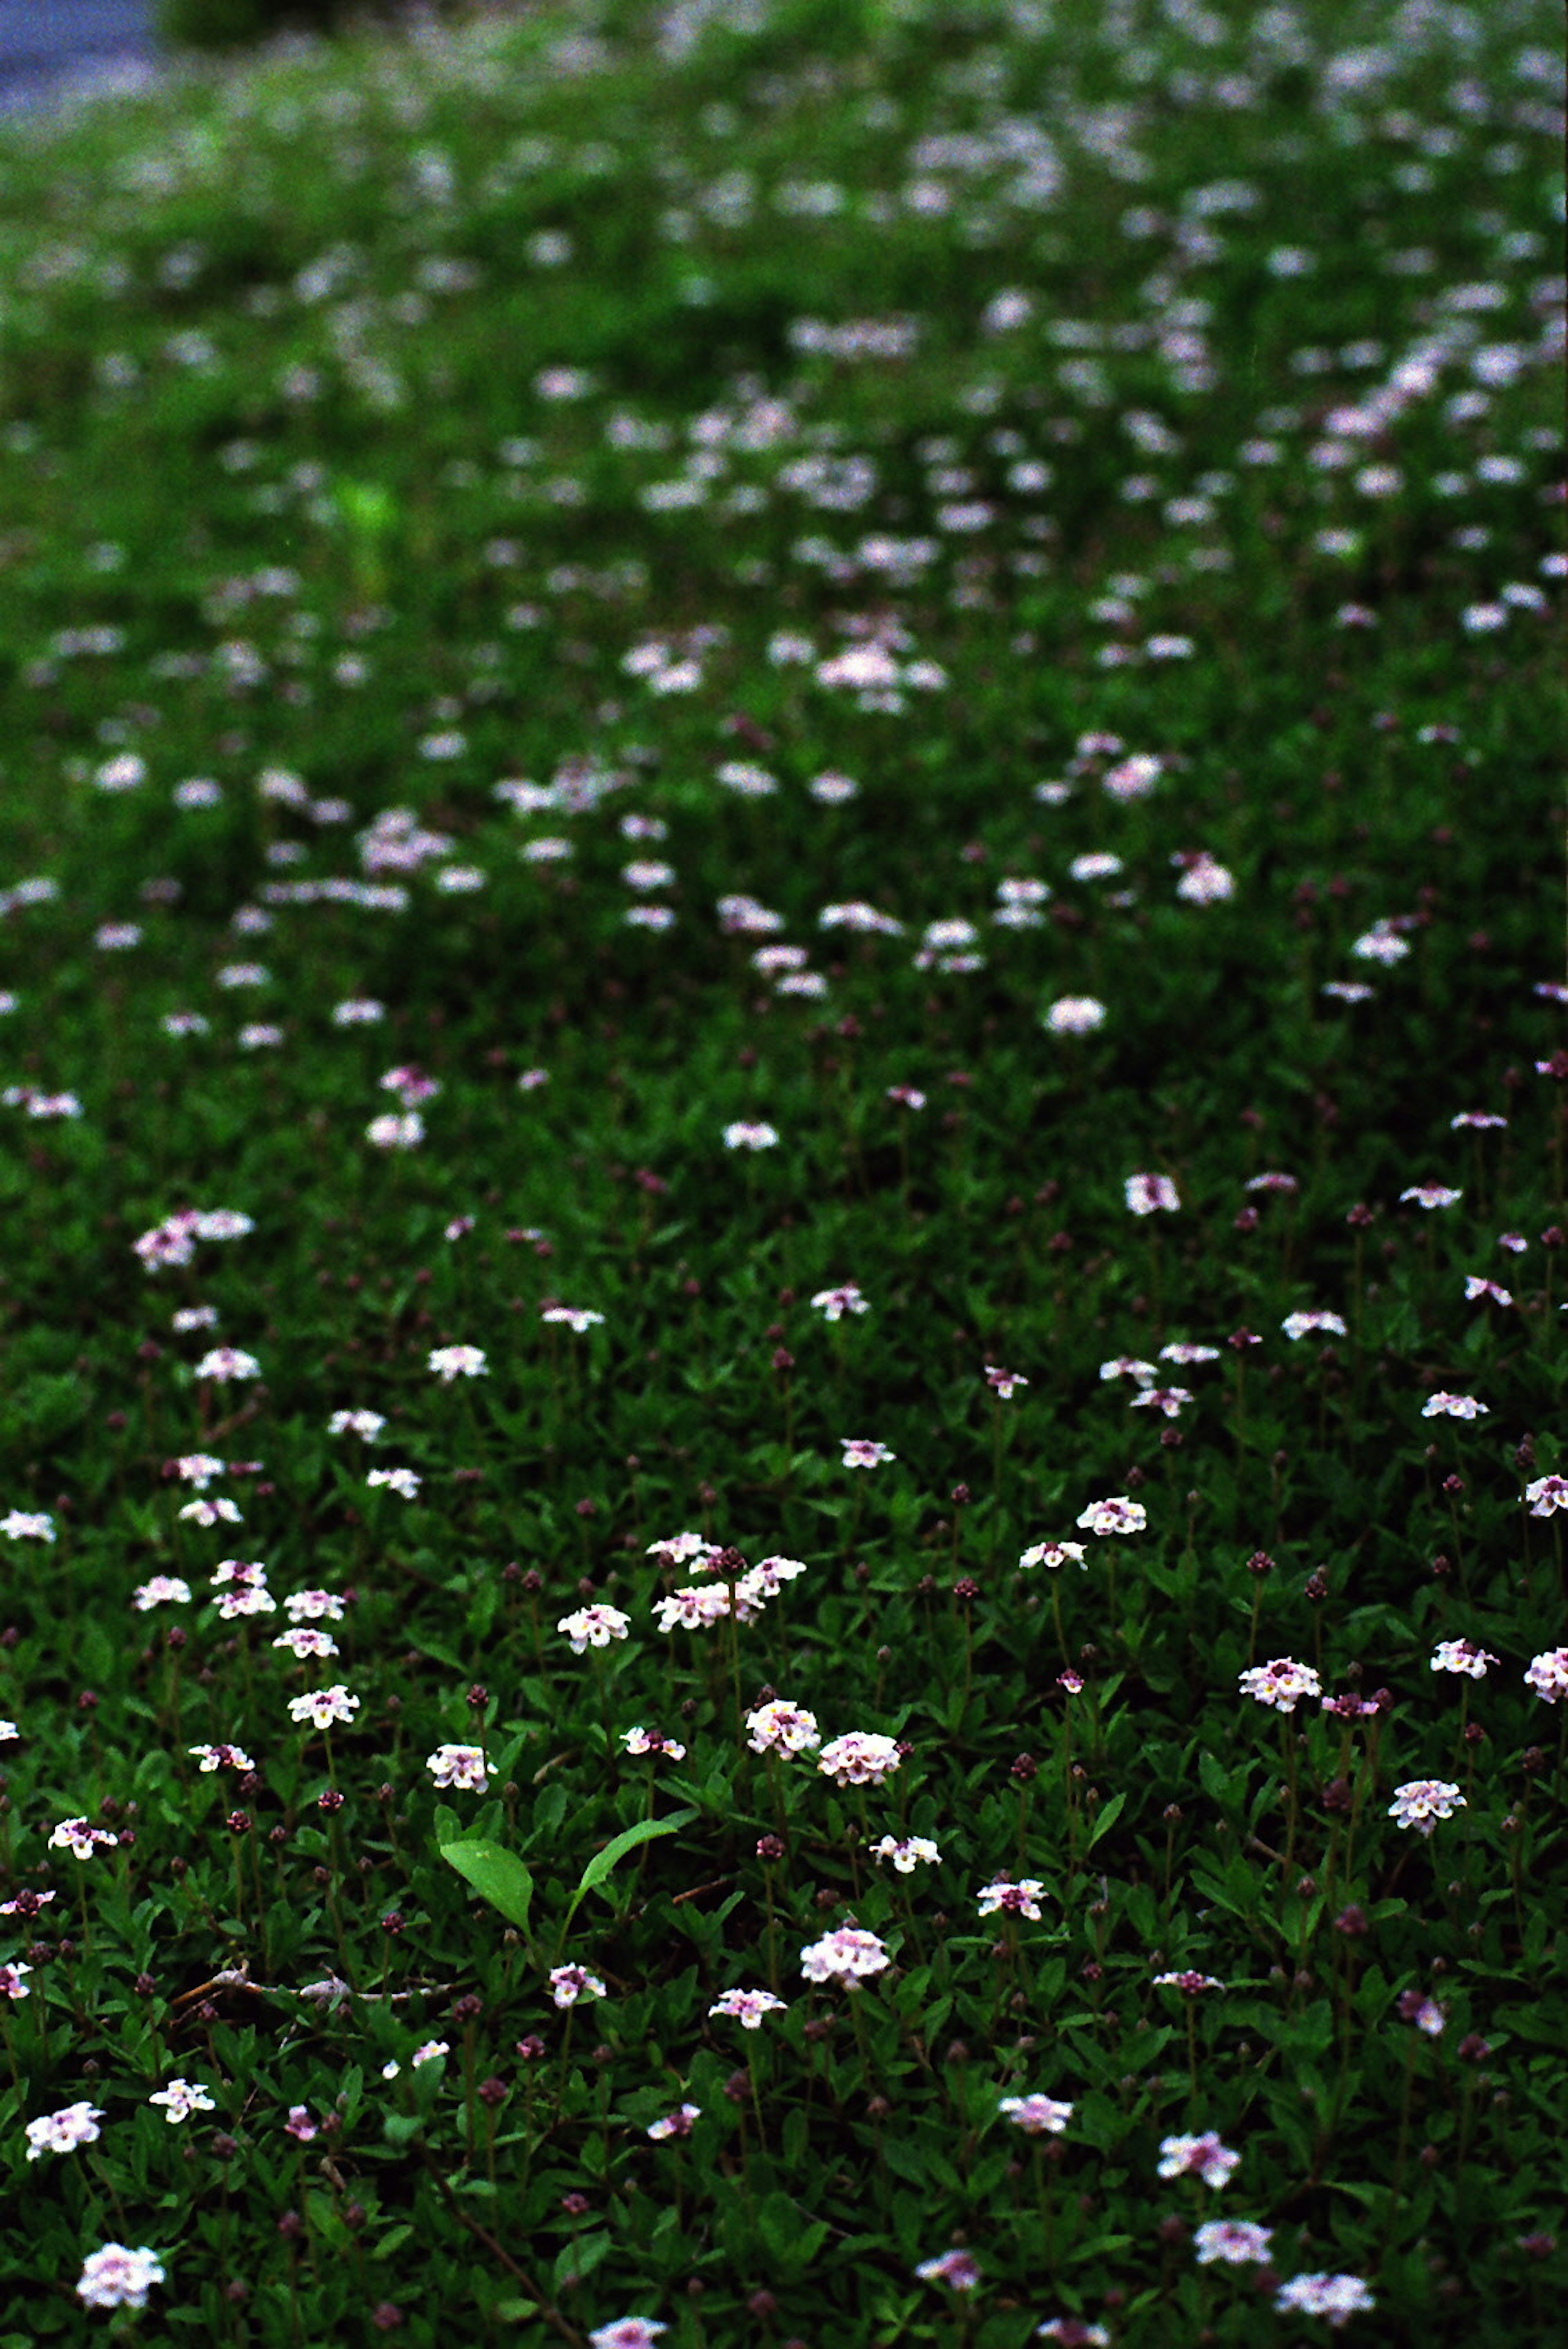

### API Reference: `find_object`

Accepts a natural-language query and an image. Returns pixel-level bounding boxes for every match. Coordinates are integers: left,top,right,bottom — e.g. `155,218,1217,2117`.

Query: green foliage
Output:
0,0,1562,2340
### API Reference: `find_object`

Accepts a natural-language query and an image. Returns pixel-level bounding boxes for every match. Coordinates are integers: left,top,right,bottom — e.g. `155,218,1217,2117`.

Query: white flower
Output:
1239,1657,1321,1712
1387,1779,1464,1835
1273,2273,1375,2325
148,2079,216,2124
811,1284,870,1321
1421,1392,1488,1420
870,1835,941,1873
557,1605,630,1653
1158,2131,1239,2188
817,1731,902,1788
723,1120,779,1150
427,1744,488,1792
26,2102,104,2160
1018,1541,1088,1571
1523,1649,1568,1703
549,1964,606,2008
1194,2220,1273,2267
1076,1496,1145,1536
194,1347,261,1383
746,1699,821,1755
800,1925,889,1984
287,1685,359,1731
1125,1172,1180,1215
708,1988,787,2029
428,1345,487,1382
76,2246,167,2311
840,1437,895,1467
1430,1640,1498,1679
1045,995,1106,1035
999,2093,1073,2135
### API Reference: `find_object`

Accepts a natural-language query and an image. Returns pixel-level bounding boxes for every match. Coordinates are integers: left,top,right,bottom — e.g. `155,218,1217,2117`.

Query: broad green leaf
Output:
1088,1789,1128,1848
574,1808,697,1906
439,1837,535,1934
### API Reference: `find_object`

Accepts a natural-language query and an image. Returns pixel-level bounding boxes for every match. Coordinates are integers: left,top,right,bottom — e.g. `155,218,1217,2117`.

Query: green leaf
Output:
573,1808,697,1906
1088,1790,1128,1849
439,1837,535,1934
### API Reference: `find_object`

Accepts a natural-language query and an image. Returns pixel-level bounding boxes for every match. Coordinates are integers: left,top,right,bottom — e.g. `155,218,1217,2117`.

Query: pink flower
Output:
1125,1172,1180,1215
985,1364,1028,1398
588,2323,667,2349
1019,1540,1087,1571
1194,2220,1273,2266
746,1699,821,1755
999,2093,1074,2134
1421,1392,1488,1419
1430,1640,1497,1679
284,2106,318,2142
840,1437,895,1467
708,1988,786,2030
1388,1779,1464,1835
977,1876,1046,1921
1076,1495,1146,1536
1273,2273,1375,2326
1158,2131,1240,2189
800,1926,889,1985
1239,1657,1321,1713
646,2104,700,2141
915,2249,981,2291
548,1964,606,2009
816,1731,902,1787
1524,1649,1568,1703
1525,1476,1568,1518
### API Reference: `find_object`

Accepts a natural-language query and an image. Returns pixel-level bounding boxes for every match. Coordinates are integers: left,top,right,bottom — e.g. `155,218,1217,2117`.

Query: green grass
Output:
0,0,1563,2341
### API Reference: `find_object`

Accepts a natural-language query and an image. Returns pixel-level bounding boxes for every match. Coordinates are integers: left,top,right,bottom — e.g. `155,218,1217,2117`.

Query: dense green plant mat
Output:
0,1,1563,2340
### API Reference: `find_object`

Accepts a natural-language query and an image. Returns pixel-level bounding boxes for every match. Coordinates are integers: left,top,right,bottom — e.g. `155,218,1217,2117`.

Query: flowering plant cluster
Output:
0,2,1559,2341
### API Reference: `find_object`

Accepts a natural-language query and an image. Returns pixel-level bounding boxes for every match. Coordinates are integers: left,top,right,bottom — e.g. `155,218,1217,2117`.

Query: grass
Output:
0,0,1563,2340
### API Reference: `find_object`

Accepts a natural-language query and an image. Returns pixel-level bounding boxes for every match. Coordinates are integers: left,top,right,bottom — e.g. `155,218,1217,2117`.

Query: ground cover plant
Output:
0,0,1563,2340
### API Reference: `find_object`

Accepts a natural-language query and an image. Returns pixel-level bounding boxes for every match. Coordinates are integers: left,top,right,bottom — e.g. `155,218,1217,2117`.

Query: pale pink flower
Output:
646,2104,700,2141
148,2079,216,2124
1525,1476,1568,1517
427,1745,488,1792
1131,1385,1192,1417
708,1988,786,2029
76,2247,166,2311
1239,1657,1321,1712
187,1743,255,1773
1273,2273,1375,2326
915,2249,981,2291
1194,2220,1273,2265
1076,1496,1146,1536
621,1727,687,1761
49,1818,118,1860
1125,1172,1180,1215
1045,995,1106,1035
840,1437,895,1467
1524,1649,1568,1703
977,1876,1046,1921
1019,1541,1088,1571
548,1964,606,2009
588,2322,666,2349
1388,1779,1464,1834
865,1826,943,1874
1430,1640,1497,1679
134,1576,192,1609
800,1925,890,1984
817,1731,902,1788
558,1605,630,1653
286,1685,359,1731
26,2102,104,2160
1421,1392,1487,1419
999,2093,1073,2134
1281,1309,1347,1340
1463,1276,1513,1306
653,1585,732,1633
428,1344,487,1382
811,1284,870,1321
985,1365,1028,1398
1400,1184,1461,1209
1158,2131,1239,2188
746,1699,821,1755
